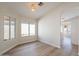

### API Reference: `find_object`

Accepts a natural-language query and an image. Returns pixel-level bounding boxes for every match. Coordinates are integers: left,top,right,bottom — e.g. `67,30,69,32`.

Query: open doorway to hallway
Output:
61,21,72,47
61,21,78,55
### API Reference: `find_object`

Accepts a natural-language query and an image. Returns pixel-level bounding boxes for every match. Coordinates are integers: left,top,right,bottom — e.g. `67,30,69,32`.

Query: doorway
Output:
61,21,72,55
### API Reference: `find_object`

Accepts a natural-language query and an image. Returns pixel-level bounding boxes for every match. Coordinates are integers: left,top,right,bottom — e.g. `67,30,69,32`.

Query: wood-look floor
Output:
3,41,78,56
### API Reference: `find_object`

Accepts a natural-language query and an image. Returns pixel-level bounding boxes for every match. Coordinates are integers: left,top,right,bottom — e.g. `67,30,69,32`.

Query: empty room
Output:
0,2,79,56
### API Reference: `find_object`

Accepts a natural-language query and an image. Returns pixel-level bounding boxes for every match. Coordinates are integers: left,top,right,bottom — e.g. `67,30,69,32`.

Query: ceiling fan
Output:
38,2,44,6
31,2,44,11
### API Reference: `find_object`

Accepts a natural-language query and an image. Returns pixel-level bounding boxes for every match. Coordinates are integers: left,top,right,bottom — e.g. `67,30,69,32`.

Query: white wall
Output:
38,3,79,48
70,17,79,45
0,6,37,55
38,7,61,48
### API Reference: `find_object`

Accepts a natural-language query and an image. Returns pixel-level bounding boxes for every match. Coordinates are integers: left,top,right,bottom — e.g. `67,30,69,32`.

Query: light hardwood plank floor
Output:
3,41,78,56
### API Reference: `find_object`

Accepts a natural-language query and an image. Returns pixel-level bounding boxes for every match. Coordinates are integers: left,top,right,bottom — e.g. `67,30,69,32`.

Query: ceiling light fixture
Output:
31,4,36,11
31,2,44,11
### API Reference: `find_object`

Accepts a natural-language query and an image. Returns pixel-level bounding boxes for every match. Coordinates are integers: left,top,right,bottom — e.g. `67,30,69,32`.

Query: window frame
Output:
29,24,36,36
21,22,36,37
4,16,16,40
21,23,29,37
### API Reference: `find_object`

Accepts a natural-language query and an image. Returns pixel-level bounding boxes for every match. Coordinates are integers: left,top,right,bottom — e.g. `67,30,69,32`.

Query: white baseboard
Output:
39,40,60,48
18,39,37,45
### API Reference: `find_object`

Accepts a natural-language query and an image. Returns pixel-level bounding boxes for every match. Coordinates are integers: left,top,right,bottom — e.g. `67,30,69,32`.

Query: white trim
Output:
39,39,60,48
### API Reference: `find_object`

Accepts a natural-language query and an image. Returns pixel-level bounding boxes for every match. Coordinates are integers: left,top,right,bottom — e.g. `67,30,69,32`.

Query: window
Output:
30,24,35,36
21,23,36,37
4,20,9,40
21,23,29,36
4,17,16,40
10,20,15,39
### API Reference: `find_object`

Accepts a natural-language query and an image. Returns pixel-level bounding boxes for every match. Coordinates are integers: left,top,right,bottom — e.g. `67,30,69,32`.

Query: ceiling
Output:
61,2,79,21
0,2,79,21
0,2,61,19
